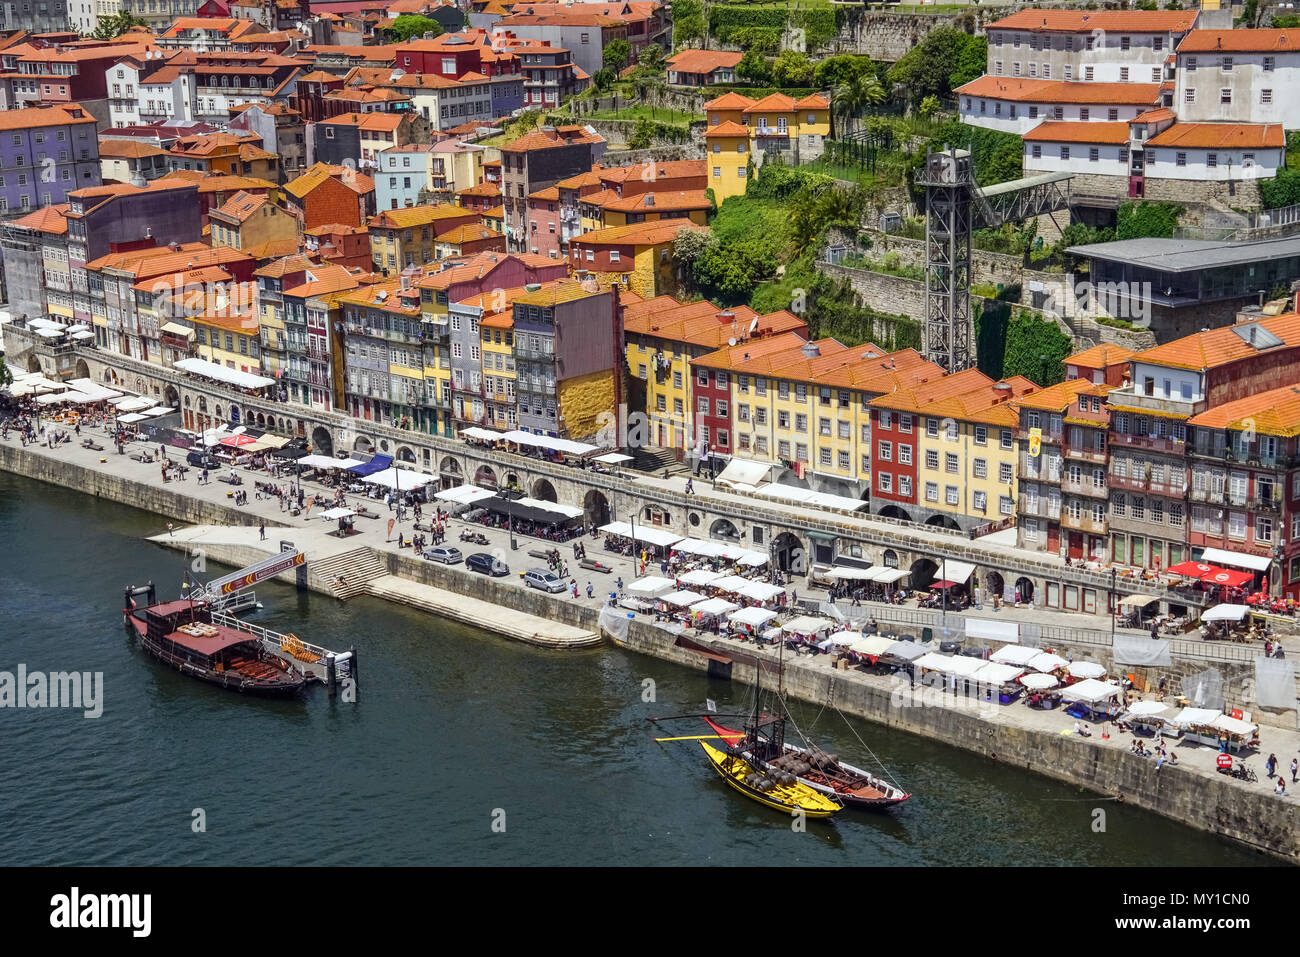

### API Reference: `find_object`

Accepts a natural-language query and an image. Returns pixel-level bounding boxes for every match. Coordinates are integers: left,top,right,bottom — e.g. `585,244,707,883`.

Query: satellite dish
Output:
727,337,736,346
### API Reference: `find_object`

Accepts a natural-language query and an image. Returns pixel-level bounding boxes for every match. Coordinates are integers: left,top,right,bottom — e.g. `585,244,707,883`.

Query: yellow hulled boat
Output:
701,741,842,818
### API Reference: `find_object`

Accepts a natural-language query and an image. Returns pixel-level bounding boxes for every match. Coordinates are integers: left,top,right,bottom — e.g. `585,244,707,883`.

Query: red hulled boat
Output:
124,588,306,696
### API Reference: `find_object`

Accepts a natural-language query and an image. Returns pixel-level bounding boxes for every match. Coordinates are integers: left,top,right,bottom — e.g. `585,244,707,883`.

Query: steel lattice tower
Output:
918,147,975,374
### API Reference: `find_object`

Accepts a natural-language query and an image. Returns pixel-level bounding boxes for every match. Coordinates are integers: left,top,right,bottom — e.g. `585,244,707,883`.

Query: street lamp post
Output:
630,510,638,578
1110,567,1118,638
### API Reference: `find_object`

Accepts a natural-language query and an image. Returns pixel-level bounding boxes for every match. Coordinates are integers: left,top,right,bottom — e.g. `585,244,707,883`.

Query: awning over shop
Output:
598,521,681,549
1202,603,1250,622
161,321,196,339
435,484,495,504
1167,560,1220,579
479,496,580,525
1118,593,1160,608
1064,678,1122,703
499,429,597,456
174,357,275,389
514,497,583,519
715,457,772,492
349,454,393,477
753,483,869,511
728,606,778,628
936,559,975,584
362,467,439,489
625,576,676,597
593,452,632,464
460,427,504,441
1198,548,1272,573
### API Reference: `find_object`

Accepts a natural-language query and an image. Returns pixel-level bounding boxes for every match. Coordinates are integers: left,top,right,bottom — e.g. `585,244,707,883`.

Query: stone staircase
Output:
310,548,389,600
631,447,689,478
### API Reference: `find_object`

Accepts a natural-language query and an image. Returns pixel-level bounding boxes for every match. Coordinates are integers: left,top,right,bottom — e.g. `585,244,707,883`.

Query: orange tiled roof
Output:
501,124,604,152
702,91,755,111
742,93,796,114
623,295,805,350
10,203,68,235
438,224,503,245
665,49,742,74
1023,121,1131,145
1068,343,1136,368
986,9,1198,33
369,204,475,230
1178,29,1300,52
704,120,749,138
1188,383,1300,437
870,367,1037,426
1133,107,1175,124
955,76,1162,106
793,93,829,110
0,103,96,131
513,277,608,307
1015,377,1096,412
1147,123,1285,150
1128,313,1300,372
571,219,706,246
598,189,711,213
598,159,705,184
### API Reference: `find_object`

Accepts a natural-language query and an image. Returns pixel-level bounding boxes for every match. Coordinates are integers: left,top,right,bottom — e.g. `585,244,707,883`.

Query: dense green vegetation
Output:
887,27,986,109
385,15,444,42
1002,310,1073,387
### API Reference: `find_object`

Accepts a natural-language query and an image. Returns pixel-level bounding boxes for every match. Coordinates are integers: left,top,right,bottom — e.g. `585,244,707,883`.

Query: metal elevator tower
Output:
916,146,1074,374
919,147,975,373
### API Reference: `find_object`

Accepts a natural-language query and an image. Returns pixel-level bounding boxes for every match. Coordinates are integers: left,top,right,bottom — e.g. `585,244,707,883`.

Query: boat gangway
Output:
209,610,357,695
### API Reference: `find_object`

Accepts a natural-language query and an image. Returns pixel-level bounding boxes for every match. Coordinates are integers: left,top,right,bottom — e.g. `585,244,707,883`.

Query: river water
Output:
0,471,1263,865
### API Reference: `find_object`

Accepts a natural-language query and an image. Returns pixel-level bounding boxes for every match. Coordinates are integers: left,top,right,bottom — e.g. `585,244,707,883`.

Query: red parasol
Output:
1167,560,1221,579
1201,568,1254,588
219,434,256,447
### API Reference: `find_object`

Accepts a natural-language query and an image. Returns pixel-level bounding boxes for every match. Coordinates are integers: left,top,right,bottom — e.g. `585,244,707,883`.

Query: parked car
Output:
423,546,463,565
524,568,567,593
467,552,509,576
186,450,221,469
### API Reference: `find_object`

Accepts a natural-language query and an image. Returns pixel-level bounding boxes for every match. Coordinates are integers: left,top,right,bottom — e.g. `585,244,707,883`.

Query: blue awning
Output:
349,454,393,476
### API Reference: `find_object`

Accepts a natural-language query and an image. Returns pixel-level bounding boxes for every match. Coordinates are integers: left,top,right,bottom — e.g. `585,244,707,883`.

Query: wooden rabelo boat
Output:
700,740,842,818
124,592,306,696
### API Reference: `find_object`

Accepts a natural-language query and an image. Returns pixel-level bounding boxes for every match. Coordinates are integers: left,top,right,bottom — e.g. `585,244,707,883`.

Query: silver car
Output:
524,568,568,593
423,546,463,564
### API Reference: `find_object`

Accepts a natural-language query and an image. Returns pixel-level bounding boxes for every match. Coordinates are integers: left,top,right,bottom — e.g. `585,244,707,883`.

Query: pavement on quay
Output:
10,424,1300,810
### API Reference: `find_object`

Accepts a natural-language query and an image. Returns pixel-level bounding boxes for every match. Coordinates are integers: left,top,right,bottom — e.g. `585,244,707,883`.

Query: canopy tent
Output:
936,559,976,585
671,537,728,558
708,574,754,593
435,484,495,504
362,467,440,490
1066,661,1108,680
65,379,121,401
828,566,877,580
736,581,785,603
592,452,632,464
1212,714,1258,737
1118,593,1160,608
301,454,357,470
915,653,985,677
661,590,706,608
1019,673,1059,690
459,427,503,441
219,434,258,448
36,391,87,405
1201,568,1254,588
846,634,898,657
515,498,583,519
965,618,1018,643
1198,547,1272,573
117,412,148,423
885,640,927,661
479,496,580,526
735,551,769,567
1167,560,1221,579
1064,678,1122,703
142,406,176,417
825,630,860,646
115,396,155,413
319,507,356,520
625,576,676,597
160,321,195,340
728,606,778,628
1202,603,1250,622
499,429,597,456
715,457,772,492
598,521,682,549
972,661,1025,685
174,357,275,390
349,454,394,477
1171,706,1223,729
1123,701,1172,722
991,644,1043,667
780,615,834,636
1027,652,1068,673
33,326,65,338
753,483,868,511
677,569,725,588
270,445,311,461
692,598,738,617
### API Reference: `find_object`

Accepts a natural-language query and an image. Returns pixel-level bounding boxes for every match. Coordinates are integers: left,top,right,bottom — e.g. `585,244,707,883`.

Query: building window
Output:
1262,89,1273,104
925,482,938,502
1176,152,1186,167
973,490,987,512
973,458,987,479
945,485,959,506
1221,89,1232,104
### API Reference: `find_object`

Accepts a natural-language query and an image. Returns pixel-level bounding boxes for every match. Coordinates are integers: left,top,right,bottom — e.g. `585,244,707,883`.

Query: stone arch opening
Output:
583,489,610,527
353,435,373,453
910,558,938,590
878,504,912,523
531,478,557,502
709,517,740,541
771,531,804,574
198,396,208,412
474,464,498,489
74,358,90,380
774,467,809,489
925,514,961,531
25,355,40,373
396,445,416,463
1014,577,1035,604
882,549,899,568
985,571,1005,600
439,456,463,488
817,478,855,498
311,427,333,457
162,384,178,409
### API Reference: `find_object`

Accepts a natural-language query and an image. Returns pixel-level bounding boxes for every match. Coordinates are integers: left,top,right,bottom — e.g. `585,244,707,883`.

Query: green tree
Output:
918,95,940,120
627,116,654,150
603,38,631,73
591,68,615,93
1272,13,1300,27
674,13,705,48
387,14,442,42
772,49,813,88
736,49,771,85
1002,311,1072,386
730,27,781,54
888,28,985,107
638,43,666,73
813,54,875,90
91,10,146,39
1115,201,1183,239
831,73,886,136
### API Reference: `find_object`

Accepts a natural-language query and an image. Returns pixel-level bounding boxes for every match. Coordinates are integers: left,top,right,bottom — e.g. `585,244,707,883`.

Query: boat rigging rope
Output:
829,703,908,792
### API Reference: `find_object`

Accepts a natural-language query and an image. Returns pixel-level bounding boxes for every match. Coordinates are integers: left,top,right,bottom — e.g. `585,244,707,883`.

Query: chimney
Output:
644,194,654,206
801,341,820,358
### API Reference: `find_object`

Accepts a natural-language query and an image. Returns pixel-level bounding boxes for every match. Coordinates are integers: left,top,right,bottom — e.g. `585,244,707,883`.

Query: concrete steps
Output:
311,548,389,600
631,447,689,478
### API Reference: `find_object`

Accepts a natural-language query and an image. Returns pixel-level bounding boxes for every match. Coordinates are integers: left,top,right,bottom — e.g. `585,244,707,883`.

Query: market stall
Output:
1063,678,1124,722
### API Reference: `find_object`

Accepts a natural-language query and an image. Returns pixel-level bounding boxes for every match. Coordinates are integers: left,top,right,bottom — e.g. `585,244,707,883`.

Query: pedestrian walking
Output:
685,478,694,495
1267,753,1278,778
586,582,593,599
1290,757,1297,783
616,575,624,593
571,581,579,599
386,492,393,512
167,522,174,537
259,523,266,541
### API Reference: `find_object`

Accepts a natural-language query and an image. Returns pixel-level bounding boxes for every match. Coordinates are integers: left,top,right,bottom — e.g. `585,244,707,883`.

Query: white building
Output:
1175,29,1300,129
956,77,1162,135
106,52,194,129
985,9,1199,84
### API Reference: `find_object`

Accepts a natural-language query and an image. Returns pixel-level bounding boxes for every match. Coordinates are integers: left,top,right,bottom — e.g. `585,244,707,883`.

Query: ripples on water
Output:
0,473,1264,866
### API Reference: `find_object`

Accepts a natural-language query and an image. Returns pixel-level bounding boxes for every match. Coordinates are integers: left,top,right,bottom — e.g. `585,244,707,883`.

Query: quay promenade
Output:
2,427,1300,859
15,339,1217,623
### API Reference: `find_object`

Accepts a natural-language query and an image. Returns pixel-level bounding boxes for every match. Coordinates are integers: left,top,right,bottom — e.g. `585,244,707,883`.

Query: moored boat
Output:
705,716,911,809
700,740,842,818
124,588,306,696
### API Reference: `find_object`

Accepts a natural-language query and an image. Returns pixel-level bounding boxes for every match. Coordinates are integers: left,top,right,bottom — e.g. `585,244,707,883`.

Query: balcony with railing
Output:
1062,442,1107,464
1018,498,1061,520
1061,478,1108,499
1109,431,1187,455
1109,471,1186,497
515,345,555,363
1060,511,1107,535
1107,384,1201,418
